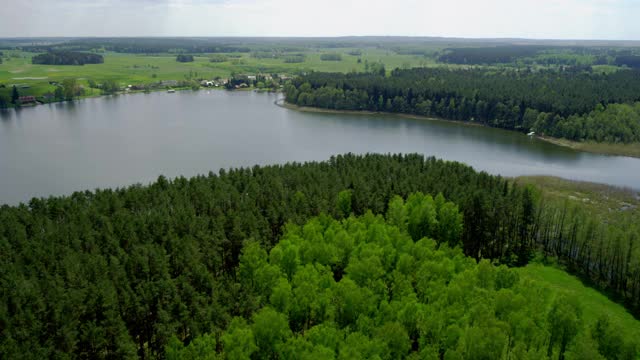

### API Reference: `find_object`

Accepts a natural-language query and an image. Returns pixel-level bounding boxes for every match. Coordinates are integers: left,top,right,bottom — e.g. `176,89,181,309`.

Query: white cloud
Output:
0,0,637,39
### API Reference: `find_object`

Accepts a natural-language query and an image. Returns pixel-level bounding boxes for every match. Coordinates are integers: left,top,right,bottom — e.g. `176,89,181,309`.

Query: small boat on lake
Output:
167,89,175,93
527,131,536,136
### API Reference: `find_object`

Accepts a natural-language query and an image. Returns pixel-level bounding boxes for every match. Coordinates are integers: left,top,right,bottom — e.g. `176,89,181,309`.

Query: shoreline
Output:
535,136,640,159
3,86,279,110
275,99,486,128
277,100,640,159
0,86,198,109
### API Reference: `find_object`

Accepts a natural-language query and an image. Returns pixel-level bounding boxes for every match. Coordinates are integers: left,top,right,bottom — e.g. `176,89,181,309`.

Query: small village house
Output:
18,96,36,104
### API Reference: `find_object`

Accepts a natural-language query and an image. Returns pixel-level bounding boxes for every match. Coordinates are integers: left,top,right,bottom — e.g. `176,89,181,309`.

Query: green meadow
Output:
515,175,640,224
518,263,640,338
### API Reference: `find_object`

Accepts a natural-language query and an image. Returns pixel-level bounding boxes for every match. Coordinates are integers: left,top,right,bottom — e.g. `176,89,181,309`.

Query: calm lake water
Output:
1,90,639,205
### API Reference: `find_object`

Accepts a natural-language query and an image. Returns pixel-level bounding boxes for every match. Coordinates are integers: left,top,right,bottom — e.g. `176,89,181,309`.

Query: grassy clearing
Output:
515,175,640,224
518,263,640,337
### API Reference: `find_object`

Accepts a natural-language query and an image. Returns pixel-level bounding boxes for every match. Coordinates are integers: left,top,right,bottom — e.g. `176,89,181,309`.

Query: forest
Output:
438,45,545,64
285,68,640,143
176,54,195,63
437,45,639,67
31,51,104,65
169,207,637,360
1,154,639,358
615,55,640,68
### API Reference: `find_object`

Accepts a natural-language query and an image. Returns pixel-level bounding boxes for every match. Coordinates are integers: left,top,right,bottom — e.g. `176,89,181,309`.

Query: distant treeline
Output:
23,38,252,54
615,55,640,68
250,51,310,64
283,54,306,63
438,45,545,64
438,45,638,66
176,54,194,62
208,54,229,63
251,51,279,59
285,68,640,143
31,51,104,65
320,53,343,61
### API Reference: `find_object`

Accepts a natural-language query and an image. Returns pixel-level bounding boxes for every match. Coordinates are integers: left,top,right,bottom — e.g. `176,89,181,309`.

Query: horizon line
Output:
2,35,640,43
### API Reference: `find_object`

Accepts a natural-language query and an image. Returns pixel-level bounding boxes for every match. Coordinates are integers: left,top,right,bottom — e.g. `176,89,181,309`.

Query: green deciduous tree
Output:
252,307,291,359
54,86,64,101
221,318,257,360
62,78,79,100
547,295,582,360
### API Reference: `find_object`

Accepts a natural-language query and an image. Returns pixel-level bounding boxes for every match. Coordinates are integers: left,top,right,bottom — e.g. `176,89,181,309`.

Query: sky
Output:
0,0,638,40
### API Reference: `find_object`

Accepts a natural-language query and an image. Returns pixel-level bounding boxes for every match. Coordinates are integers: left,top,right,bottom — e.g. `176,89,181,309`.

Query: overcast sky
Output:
1,0,638,40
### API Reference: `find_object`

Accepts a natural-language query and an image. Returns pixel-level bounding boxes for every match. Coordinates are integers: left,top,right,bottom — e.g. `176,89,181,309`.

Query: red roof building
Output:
19,96,36,103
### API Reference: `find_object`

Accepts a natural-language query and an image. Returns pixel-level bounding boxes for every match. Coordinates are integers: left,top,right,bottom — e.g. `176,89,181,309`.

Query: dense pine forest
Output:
438,46,547,64
437,45,635,66
1,154,639,358
284,68,640,143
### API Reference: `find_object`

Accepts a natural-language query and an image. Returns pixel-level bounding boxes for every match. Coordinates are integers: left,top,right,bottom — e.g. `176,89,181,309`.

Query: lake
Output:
1,90,639,205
